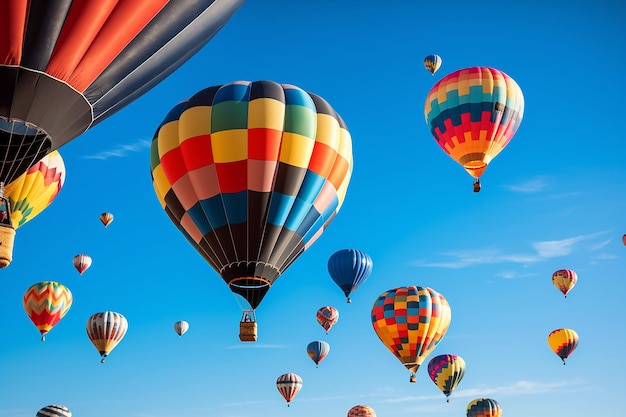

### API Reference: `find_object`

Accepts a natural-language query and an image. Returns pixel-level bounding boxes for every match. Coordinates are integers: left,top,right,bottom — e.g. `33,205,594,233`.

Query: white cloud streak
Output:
83,139,151,160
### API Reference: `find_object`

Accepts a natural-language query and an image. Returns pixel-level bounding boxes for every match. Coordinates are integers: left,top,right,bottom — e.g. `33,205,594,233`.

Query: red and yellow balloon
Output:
23,281,72,341
551,269,577,298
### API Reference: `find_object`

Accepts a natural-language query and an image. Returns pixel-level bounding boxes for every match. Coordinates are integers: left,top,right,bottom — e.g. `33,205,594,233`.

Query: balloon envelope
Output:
327,249,373,302
276,373,302,405
23,281,72,341
371,286,451,381
551,269,577,297
427,354,466,400
423,54,442,75
424,67,524,182
86,311,128,362
306,340,330,366
4,150,65,228
316,306,339,334
548,328,579,364
174,320,189,336
0,0,244,185
347,405,376,417
467,398,502,417
73,254,92,275
151,80,353,312
99,212,114,227
36,405,72,417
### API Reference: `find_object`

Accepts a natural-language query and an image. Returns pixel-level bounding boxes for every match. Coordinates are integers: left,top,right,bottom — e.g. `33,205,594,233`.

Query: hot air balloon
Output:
371,286,451,382
73,254,92,275
0,0,243,259
327,249,373,303
150,81,353,342
86,311,128,363
316,306,339,334
307,340,330,367
99,212,114,228
467,398,502,417
424,54,442,75
0,150,65,267
174,320,189,337
23,281,72,341
424,67,524,192
548,328,579,365
427,354,466,402
621,234,625,246
276,373,302,407
37,405,72,417
552,269,577,298
348,405,377,417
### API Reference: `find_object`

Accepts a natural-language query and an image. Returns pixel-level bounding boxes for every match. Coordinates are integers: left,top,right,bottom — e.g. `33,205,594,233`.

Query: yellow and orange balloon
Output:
551,269,577,298
23,281,73,341
548,328,579,365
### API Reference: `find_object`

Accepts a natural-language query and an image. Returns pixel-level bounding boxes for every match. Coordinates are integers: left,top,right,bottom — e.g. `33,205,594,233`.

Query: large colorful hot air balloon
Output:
371,286,451,382
551,269,577,298
276,373,302,406
99,212,114,228
347,405,377,417
174,320,189,337
307,340,330,367
467,398,502,417
37,405,72,417
150,81,353,341
424,54,442,75
316,306,339,334
86,311,128,363
327,249,373,303
427,354,466,402
0,150,65,267
548,328,579,365
73,254,92,275
424,67,524,192
23,281,72,341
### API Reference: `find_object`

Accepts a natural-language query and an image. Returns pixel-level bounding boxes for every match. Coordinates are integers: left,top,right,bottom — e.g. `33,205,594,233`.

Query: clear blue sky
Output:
2,1,625,416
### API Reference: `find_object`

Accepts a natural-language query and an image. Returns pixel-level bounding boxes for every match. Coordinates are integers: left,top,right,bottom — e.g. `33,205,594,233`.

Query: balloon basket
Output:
239,321,257,342
0,225,15,268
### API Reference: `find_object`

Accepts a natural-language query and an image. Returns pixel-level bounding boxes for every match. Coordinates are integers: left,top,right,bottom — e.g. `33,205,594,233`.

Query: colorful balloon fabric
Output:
86,311,128,363
622,234,626,246
316,306,339,334
551,269,577,298
548,328,579,364
327,249,373,303
423,54,442,75
424,67,524,190
151,80,353,314
23,281,72,341
36,405,72,417
99,212,114,228
371,286,451,382
174,320,189,336
307,340,330,367
427,354,466,401
0,0,244,185
4,150,65,229
467,398,502,417
73,254,92,275
347,405,377,417
276,372,302,406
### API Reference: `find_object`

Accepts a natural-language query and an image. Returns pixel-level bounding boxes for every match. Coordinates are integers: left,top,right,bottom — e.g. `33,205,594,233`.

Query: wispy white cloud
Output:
505,177,549,193
411,231,611,269
83,139,151,160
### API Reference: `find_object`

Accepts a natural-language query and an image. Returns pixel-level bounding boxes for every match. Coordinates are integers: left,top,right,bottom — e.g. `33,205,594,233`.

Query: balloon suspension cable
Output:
0,182,4,199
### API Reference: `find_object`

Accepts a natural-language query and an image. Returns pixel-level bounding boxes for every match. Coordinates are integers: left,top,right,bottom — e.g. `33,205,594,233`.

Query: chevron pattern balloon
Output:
23,281,72,341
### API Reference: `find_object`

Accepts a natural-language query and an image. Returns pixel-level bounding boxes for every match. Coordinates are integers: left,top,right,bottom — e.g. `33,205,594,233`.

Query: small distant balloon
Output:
347,405,376,417
37,405,72,417
99,212,114,227
428,354,466,402
622,234,626,246
86,311,128,363
548,328,579,365
423,54,442,75
276,373,302,406
307,340,330,367
23,281,73,341
316,306,339,334
327,249,373,303
551,269,577,298
73,254,92,275
467,398,502,417
174,320,189,337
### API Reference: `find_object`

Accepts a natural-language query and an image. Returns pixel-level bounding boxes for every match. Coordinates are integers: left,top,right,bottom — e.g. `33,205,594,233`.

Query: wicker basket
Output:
0,226,15,268
239,321,258,342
